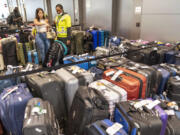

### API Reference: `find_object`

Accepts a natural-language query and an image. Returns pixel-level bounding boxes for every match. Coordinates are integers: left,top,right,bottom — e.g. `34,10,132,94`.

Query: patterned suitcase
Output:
23,98,61,135
89,79,127,119
55,66,94,112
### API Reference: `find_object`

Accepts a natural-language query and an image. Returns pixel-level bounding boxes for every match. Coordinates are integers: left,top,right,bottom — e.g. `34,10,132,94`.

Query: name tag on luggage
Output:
111,70,123,81
145,100,160,110
105,71,115,76
106,123,123,135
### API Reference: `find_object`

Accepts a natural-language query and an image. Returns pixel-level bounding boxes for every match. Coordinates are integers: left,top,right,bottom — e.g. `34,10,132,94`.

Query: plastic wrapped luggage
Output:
103,67,147,100
25,72,66,126
55,66,94,112
0,83,32,135
86,119,127,135
114,100,162,135
67,86,109,135
23,98,61,135
89,79,127,119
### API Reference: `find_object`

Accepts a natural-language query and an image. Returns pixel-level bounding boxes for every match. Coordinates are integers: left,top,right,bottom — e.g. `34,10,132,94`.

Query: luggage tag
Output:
145,100,161,110
106,122,123,135
175,76,180,81
133,100,152,110
105,71,115,76
111,70,123,81
167,102,179,110
2,86,18,100
165,110,175,116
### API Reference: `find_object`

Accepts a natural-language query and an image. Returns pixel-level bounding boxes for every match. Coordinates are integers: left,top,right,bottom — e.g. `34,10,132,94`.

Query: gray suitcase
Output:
88,79,127,120
55,66,94,112
23,98,61,135
25,72,66,126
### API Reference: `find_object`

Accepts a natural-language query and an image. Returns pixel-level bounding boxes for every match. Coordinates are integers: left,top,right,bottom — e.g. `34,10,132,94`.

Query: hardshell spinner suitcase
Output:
103,67,147,100
67,86,109,135
86,119,127,135
23,98,60,135
114,100,162,135
0,83,32,135
55,66,94,112
25,72,66,126
90,30,98,50
98,30,105,46
88,79,127,119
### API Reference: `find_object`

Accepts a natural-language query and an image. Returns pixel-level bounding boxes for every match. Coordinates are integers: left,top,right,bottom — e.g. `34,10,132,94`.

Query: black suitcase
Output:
67,86,109,135
23,98,61,135
114,101,162,135
25,72,66,127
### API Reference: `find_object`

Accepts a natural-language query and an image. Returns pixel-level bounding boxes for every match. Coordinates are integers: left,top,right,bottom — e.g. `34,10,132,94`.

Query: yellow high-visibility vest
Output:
55,14,71,38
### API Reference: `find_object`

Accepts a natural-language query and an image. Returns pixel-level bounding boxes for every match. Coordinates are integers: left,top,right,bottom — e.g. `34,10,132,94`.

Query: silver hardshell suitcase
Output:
55,66,94,112
88,79,127,119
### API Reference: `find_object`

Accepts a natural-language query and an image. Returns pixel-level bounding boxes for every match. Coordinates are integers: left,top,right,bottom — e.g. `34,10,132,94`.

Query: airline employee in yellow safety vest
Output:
55,4,72,54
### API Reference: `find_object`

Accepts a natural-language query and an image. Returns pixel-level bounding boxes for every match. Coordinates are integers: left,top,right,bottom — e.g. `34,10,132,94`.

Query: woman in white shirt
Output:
34,8,50,63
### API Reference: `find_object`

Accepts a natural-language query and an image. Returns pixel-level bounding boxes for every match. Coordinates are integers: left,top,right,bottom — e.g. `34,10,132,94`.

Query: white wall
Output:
0,0,10,19
140,0,180,41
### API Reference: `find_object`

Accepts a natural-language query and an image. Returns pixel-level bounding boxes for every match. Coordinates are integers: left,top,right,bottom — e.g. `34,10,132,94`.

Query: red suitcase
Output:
103,67,147,100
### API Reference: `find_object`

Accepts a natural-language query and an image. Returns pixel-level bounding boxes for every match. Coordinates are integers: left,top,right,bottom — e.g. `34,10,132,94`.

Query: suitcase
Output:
67,86,109,135
122,61,161,95
1,37,18,66
23,98,61,135
114,100,162,135
55,66,94,112
165,51,177,64
95,47,110,57
0,42,4,70
159,64,177,76
98,30,104,46
175,54,180,65
110,37,121,46
17,43,26,65
89,30,98,50
27,50,39,65
153,65,175,94
89,67,103,81
103,67,147,100
167,76,180,103
0,83,32,135
86,119,128,135
25,72,66,126
89,79,127,119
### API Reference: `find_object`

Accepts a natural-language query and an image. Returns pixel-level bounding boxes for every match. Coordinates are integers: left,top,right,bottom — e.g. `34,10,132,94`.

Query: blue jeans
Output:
35,33,50,62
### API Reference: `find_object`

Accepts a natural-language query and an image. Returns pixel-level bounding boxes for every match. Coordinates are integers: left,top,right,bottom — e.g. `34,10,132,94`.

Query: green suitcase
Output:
17,43,26,65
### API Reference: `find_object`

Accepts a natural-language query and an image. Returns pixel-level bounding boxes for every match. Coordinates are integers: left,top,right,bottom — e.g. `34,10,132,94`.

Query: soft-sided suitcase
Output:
114,100,162,135
67,86,109,135
103,67,147,100
86,119,127,135
89,79,127,119
89,67,104,81
0,41,4,70
23,98,61,135
25,72,66,126
17,43,26,65
1,37,18,66
0,83,32,135
71,30,84,55
55,66,94,112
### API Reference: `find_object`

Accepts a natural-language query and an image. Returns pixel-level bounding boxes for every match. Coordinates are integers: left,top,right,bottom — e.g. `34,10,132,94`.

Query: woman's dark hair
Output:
35,8,45,21
56,4,63,10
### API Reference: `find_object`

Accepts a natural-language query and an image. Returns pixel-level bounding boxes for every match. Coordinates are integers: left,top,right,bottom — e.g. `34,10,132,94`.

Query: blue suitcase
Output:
89,30,98,50
110,37,121,46
153,66,174,94
98,30,105,47
0,83,32,135
165,51,177,64
86,119,127,135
